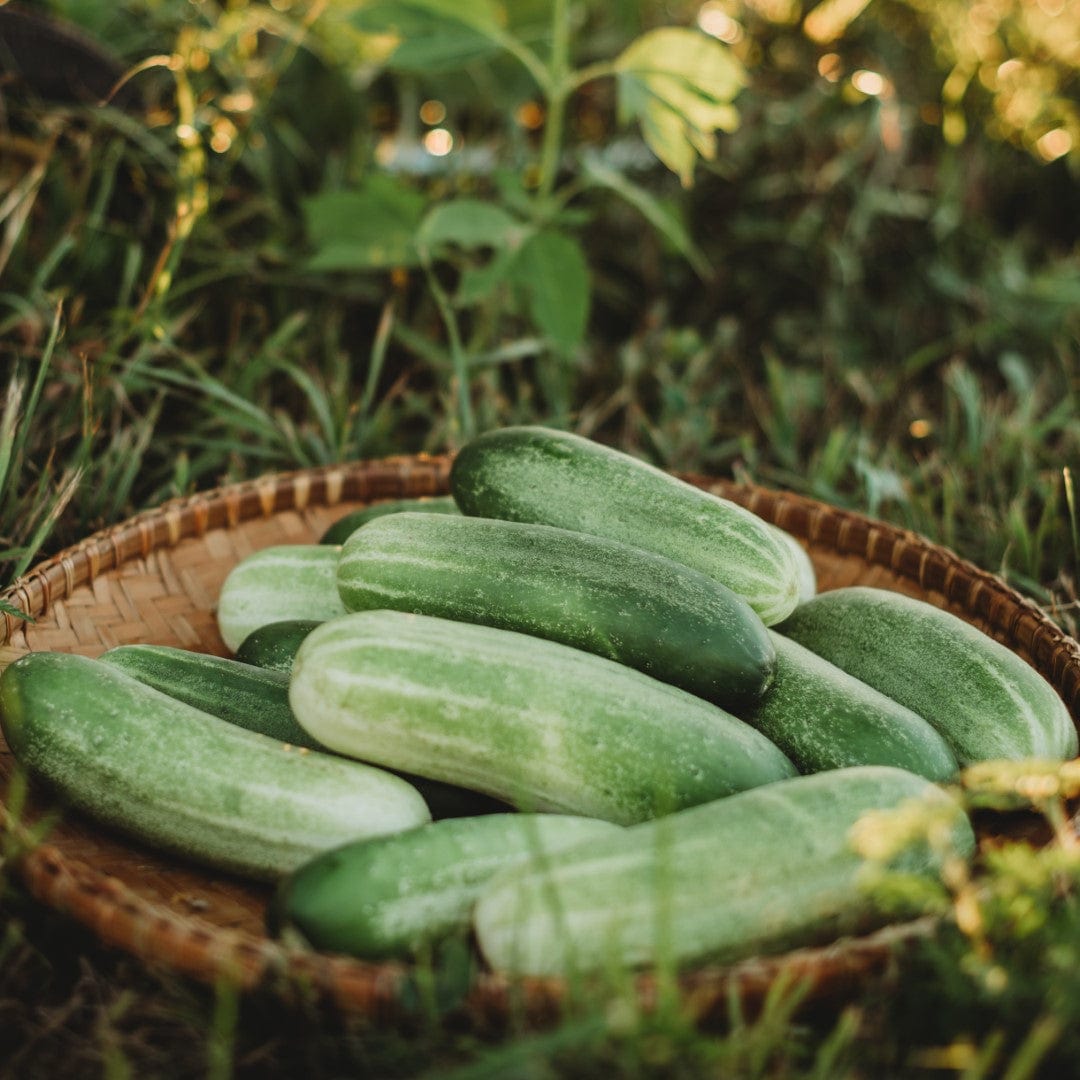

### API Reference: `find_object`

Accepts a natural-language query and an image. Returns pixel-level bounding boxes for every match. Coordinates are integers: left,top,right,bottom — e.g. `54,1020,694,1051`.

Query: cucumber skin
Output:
235,620,323,672
272,813,622,959
100,644,321,749
473,766,975,976
0,652,431,880
449,426,801,627
778,587,1078,765
320,496,459,545
216,546,346,653
736,633,958,780
289,611,797,826
766,525,816,603
338,512,776,709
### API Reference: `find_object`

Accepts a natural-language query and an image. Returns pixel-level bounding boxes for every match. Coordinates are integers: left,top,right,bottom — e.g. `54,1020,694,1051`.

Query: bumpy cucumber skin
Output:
272,813,622,959
216,546,346,653
736,633,958,780
473,765,975,977
289,611,797,826
338,512,776,709
449,426,801,626
0,652,431,880
100,644,322,749
779,587,1078,765
235,619,323,672
320,496,459,545
766,525,816,603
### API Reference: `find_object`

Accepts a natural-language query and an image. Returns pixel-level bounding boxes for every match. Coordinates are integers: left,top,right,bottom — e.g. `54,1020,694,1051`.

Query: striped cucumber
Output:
474,765,975,976
235,620,323,672
270,813,622,959
216,545,345,653
450,426,801,626
0,652,431,880
337,512,776,708
737,633,958,780
289,611,797,826
320,496,459,545
779,587,1078,764
766,524,816,603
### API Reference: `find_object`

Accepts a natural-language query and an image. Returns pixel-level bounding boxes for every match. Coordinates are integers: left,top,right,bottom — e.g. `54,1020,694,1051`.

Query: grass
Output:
3,0,1080,1073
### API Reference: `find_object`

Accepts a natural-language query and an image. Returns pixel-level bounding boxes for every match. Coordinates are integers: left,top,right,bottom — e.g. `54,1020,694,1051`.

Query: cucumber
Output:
235,620,323,672
216,546,346,653
0,652,431,880
270,813,622,959
337,512,776,708
99,644,321,749
289,611,797,826
449,426,801,626
779,587,1078,765
736,633,958,780
320,496,459,545
766,524,816,603
473,765,975,976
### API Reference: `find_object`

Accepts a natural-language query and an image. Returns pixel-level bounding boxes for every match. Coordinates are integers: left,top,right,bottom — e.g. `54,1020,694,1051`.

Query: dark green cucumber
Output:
320,496,459,545
216,545,345,653
0,652,431,880
736,633,958,779
100,644,321,748
235,620,323,672
337,512,776,708
779,587,1078,765
450,426,801,626
289,611,797,826
474,765,975,976
271,813,621,959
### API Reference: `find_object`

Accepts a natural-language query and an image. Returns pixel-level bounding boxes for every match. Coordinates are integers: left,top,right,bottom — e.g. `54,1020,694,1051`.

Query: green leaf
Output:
511,230,590,356
0,598,33,623
418,200,523,253
303,177,427,271
580,154,712,279
615,27,746,187
455,247,520,306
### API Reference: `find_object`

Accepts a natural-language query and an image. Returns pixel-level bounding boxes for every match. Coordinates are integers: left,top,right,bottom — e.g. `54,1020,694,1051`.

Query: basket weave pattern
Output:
2,454,1079,1020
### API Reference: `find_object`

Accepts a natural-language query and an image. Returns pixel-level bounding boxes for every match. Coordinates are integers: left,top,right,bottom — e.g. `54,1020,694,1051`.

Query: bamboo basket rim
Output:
2,452,1078,1024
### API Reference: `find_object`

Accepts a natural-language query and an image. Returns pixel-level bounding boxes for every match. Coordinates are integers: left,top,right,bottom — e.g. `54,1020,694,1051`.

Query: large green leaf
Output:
418,199,523,253
615,27,746,187
511,230,590,356
303,177,427,271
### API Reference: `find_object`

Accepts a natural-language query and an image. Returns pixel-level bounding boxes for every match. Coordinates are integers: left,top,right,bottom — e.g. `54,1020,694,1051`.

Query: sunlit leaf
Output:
418,200,523,253
615,27,746,187
303,177,427,271
511,230,589,355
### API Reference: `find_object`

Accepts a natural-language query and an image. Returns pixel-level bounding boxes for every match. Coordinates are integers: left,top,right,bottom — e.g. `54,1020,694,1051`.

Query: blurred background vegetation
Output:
2,0,1078,616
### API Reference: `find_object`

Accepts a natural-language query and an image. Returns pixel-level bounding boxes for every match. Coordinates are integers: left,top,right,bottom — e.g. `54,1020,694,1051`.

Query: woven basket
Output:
2,454,1079,1026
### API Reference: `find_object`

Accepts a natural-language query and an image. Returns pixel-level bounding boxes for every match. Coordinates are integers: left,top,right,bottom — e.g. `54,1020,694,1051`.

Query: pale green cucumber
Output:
474,765,975,976
450,426,801,626
320,496,459,545
0,652,431,880
271,813,622,959
779,587,1078,764
766,524,816,603
289,611,797,826
337,512,776,708
216,545,346,653
737,633,957,779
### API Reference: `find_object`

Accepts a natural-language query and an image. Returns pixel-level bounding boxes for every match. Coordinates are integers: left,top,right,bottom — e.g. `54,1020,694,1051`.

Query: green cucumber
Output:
216,546,346,653
289,611,797,826
337,512,775,708
450,426,801,626
779,587,1078,765
320,496,459,545
766,524,816,603
99,644,321,748
736,633,958,780
235,619,323,672
0,652,431,880
473,765,975,976
271,813,622,959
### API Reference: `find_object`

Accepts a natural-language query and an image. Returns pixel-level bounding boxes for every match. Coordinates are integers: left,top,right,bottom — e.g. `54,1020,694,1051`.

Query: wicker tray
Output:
2,454,1079,1025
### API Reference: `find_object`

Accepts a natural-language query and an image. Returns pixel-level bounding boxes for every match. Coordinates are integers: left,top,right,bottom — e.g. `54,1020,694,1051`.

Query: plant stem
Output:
537,0,571,204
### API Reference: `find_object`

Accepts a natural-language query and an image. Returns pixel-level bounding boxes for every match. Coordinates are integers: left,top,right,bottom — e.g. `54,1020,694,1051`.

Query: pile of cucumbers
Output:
1,426,1075,977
